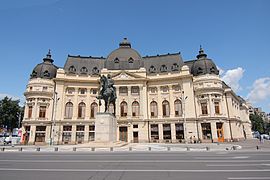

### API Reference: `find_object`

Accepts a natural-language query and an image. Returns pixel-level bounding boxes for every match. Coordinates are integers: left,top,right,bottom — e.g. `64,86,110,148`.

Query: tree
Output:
250,113,264,133
0,96,22,131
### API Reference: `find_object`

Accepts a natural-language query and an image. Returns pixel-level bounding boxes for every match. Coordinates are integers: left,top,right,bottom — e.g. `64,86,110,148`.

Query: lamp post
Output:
180,91,188,144
50,92,59,146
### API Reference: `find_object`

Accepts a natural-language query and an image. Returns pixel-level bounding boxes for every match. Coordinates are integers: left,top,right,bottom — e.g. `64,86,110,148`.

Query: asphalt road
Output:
1,151,270,180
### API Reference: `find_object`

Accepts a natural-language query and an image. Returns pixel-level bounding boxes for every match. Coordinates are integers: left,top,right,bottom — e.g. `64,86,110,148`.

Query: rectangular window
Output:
79,88,86,94
91,89,97,94
175,123,184,140
28,106,33,118
42,86,48,91
76,125,85,131
89,125,95,141
150,124,159,140
131,86,139,95
201,103,208,115
133,124,138,128
163,124,171,140
39,106,46,118
119,87,128,96
214,102,220,114
62,125,72,144
35,126,46,143
201,123,212,140
76,125,85,144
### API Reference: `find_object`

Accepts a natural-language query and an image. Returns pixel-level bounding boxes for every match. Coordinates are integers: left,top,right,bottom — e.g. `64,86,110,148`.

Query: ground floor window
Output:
89,125,95,141
76,125,85,144
62,125,72,144
201,123,212,140
35,126,46,143
163,124,171,140
175,123,184,140
150,124,159,140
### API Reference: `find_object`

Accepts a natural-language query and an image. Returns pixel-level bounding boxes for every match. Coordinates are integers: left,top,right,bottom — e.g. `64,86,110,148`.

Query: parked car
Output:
252,131,260,139
4,135,12,145
261,134,270,140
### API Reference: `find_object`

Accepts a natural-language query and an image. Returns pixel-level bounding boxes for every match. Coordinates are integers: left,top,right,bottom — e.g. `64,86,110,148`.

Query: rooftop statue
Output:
97,74,117,115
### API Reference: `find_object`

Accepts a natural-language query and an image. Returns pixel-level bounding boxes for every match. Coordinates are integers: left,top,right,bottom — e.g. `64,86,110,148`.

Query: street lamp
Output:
180,91,188,144
50,92,60,146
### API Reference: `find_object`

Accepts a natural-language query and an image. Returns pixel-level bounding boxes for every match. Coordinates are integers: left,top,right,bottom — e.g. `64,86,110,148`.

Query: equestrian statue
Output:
96,74,117,115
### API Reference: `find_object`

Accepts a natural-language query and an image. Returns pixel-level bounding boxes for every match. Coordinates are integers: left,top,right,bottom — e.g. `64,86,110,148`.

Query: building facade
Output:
21,38,252,145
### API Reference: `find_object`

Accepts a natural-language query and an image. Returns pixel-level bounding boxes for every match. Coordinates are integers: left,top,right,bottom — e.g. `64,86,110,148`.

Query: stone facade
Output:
21,39,252,145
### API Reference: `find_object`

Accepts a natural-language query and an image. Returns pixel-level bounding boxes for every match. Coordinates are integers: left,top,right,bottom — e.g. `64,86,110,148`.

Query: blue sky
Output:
0,0,269,112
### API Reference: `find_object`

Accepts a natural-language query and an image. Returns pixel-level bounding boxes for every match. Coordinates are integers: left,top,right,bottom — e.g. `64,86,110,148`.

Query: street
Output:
1,150,270,180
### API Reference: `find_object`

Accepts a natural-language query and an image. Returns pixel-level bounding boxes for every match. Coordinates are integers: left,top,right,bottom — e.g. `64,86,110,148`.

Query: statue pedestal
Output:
95,113,117,143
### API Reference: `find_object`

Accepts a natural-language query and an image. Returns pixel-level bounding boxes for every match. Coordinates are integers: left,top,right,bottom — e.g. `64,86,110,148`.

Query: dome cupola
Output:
30,50,58,79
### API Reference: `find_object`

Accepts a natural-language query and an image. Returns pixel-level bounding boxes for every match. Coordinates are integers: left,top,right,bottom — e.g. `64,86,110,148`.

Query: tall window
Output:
150,124,159,140
214,102,220,114
39,106,46,118
163,124,171,140
78,102,86,118
28,106,33,118
90,102,98,118
65,102,73,119
120,101,128,117
174,99,182,116
201,102,208,115
201,123,212,140
162,100,170,117
150,101,158,117
132,101,139,117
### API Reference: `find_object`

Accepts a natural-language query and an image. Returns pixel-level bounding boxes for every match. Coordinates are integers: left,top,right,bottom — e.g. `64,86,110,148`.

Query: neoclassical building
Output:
22,38,252,145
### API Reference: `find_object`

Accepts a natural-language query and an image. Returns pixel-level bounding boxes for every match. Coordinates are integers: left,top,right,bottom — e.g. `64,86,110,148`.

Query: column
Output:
171,123,176,142
140,84,148,120
73,88,78,120
127,86,132,118
115,86,120,119
33,98,38,119
168,85,174,118
29,125,36,145
158,123,163,141
71,125,76,144
211,121,218,142
84,125,89,143
157,86,162,119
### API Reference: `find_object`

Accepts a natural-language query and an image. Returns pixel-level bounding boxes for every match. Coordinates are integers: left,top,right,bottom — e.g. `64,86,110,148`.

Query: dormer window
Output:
43,70,50,77
80,67,88,74
171,63,179,71
210,67,216,74
149,65,156,73
197,67,203,74
31,71,37,78
114,57,119,63
160,65,167,72
128,57,134,63
92,67,99,75
69,66,76,73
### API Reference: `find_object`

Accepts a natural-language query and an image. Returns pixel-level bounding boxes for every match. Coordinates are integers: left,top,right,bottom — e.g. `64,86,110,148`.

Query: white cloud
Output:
247,77,270,103
217,66,224,76
221,67,245,92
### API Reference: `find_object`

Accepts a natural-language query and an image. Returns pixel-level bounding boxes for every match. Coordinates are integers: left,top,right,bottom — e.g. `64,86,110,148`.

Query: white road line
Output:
228,177,270,179
1,160,270,163
0,168,270,172
207,164,270,167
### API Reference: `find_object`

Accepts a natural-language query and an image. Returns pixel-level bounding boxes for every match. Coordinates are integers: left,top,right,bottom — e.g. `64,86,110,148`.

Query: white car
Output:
4,136,12,145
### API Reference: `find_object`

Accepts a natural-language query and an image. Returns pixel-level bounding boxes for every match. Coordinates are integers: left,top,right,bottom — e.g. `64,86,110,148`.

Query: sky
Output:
0,0,269,113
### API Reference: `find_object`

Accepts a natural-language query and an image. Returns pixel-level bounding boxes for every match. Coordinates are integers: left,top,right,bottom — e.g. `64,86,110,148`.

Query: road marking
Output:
1,159,270,163
0,168,270,172
207,164,270,167
233,156,249,159
228,177,270,179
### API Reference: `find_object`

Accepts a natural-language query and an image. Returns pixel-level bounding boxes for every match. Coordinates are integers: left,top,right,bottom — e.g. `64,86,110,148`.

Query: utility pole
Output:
180,91,188,144
50,92,59,146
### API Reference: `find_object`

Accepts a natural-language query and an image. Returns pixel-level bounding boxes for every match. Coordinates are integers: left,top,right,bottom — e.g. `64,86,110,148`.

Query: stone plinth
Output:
95,113,117,143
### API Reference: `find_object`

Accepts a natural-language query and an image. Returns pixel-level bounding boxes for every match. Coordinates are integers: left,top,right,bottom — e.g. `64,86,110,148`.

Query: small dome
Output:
30,50,58,79
191,47,219,76
105,38,143,70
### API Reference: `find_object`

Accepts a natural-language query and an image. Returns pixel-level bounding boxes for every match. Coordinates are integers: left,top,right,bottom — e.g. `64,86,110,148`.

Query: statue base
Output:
95,112,117,143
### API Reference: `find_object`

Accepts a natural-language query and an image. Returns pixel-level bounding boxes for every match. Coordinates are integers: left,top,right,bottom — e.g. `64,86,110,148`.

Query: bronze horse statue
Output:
96,75,116,115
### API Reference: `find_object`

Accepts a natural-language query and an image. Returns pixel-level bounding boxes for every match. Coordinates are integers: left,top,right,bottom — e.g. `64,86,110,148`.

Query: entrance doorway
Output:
133,131,138,143
119,127,128,142
216,122,224,142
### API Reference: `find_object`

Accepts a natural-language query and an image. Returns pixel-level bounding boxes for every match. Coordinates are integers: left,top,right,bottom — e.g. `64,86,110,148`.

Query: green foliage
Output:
250,113,264,133
0,96,23,131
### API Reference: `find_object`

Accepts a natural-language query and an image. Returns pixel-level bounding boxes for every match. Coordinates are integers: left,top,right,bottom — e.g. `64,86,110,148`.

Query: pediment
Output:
112,71,143,80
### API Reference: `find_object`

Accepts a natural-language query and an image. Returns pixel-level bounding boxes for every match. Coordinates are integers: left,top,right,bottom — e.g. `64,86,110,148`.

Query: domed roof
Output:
30,50,58,79
191,47,219,76
105,38,143,70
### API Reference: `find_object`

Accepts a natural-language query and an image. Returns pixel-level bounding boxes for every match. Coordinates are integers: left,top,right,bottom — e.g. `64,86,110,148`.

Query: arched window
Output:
120,101,128,117
171,63,179,71
78,102,86,118
114,57,119,63
92,67,99,75
160,65,167,72
149,65,156,73
65,102,73,119
69,66,76,73
174,99,182,117
43,70,50,77
90,102,98,118
132,101,139,117
80,67,88,74
128,57,134,63
162,100,170,117
150,101,158,118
